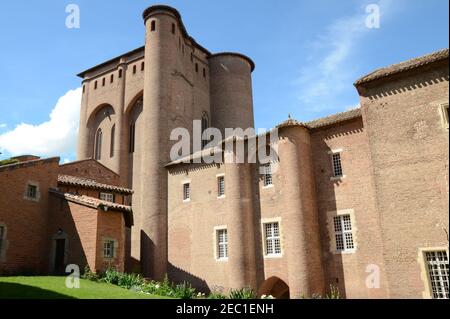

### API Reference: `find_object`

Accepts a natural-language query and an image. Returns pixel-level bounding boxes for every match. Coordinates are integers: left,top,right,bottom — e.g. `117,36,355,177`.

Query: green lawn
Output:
0,276,168,299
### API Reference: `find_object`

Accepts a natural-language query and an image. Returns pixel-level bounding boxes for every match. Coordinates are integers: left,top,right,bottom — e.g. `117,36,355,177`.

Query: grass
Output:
0,276,171,299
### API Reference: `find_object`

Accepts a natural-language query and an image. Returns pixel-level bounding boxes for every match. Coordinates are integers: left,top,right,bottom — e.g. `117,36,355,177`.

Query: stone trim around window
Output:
417,247,450,299
326,209,358,255
102,237,119,260
23,181,41,202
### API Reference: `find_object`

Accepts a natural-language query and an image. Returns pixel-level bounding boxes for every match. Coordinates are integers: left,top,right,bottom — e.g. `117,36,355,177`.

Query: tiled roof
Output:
49,189,133,227
58,175,133,195
166,109,363,167
306,108,362,129
276,117,307,129
355,49,449,86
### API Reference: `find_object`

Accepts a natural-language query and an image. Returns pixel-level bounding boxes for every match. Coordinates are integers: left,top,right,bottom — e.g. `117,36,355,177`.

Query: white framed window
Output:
100,192,114,203
183,183,191,202
332,152,343,178
215,228,228,260
27,184,37,199
103,240,115,258
333,215,355,252
264,222,282,256
424,250,449,299
262,163,273,187
217,175,225,197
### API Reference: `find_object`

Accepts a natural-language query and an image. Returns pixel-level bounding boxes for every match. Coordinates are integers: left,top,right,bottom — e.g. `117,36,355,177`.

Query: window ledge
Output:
216,258,228,262
264,254,283,259
334,249,356,255
262,184,274,189
217,195,226,199
183,199,191,203
330,175,346,182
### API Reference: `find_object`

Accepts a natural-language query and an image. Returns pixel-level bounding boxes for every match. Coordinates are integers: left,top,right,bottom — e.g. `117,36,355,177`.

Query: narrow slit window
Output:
102,78,106,86
150,20,156,32
141,62,145,71
133,65,137,74
118,69,123,78
195,63,199,73
110,125,115,158
172,23,176,34
129,123,135,153
95,129,103,160
110,74,114,83
94,81,98,90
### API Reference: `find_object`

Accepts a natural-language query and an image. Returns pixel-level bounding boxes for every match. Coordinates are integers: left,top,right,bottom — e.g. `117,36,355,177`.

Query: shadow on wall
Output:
0,282,75,299
313,126,367,298
168,262,210,294
47,197,89,275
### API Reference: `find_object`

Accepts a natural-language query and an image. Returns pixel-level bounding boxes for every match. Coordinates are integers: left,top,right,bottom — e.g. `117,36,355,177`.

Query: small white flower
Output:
261,294,267,299
155,284,160,289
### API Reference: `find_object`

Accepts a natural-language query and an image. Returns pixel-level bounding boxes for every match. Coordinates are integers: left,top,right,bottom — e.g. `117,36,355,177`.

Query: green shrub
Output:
118,273,145,289
81,266,99,281
101,268,121,285
229,288,256,299
208,292,227,299
173,281,196,299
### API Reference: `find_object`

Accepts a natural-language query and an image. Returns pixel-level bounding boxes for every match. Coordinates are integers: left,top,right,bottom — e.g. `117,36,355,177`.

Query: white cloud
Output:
0,124,6,129
0,88,82,157
295,0,395,113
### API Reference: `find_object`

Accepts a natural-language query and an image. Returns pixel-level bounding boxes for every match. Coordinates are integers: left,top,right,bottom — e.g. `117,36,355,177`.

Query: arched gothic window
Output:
95,129,103,160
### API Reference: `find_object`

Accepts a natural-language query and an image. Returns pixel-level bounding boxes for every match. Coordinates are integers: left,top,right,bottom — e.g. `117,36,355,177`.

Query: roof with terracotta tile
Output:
49,189,133,226
354,49,449,86
305,108,362,129
58,175,133,195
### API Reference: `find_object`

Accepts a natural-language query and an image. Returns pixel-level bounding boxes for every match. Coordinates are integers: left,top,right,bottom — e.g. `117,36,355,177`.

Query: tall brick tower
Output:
76,5,256,280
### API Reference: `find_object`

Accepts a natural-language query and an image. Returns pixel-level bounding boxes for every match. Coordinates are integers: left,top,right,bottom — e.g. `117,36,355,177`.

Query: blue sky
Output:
0,0,448,161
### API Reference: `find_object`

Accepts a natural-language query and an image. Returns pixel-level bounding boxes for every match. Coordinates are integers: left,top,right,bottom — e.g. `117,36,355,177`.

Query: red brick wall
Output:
310,118,389,298
0,158,59,275
358,63,449,298
48,196,98,273
96,211,125,272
